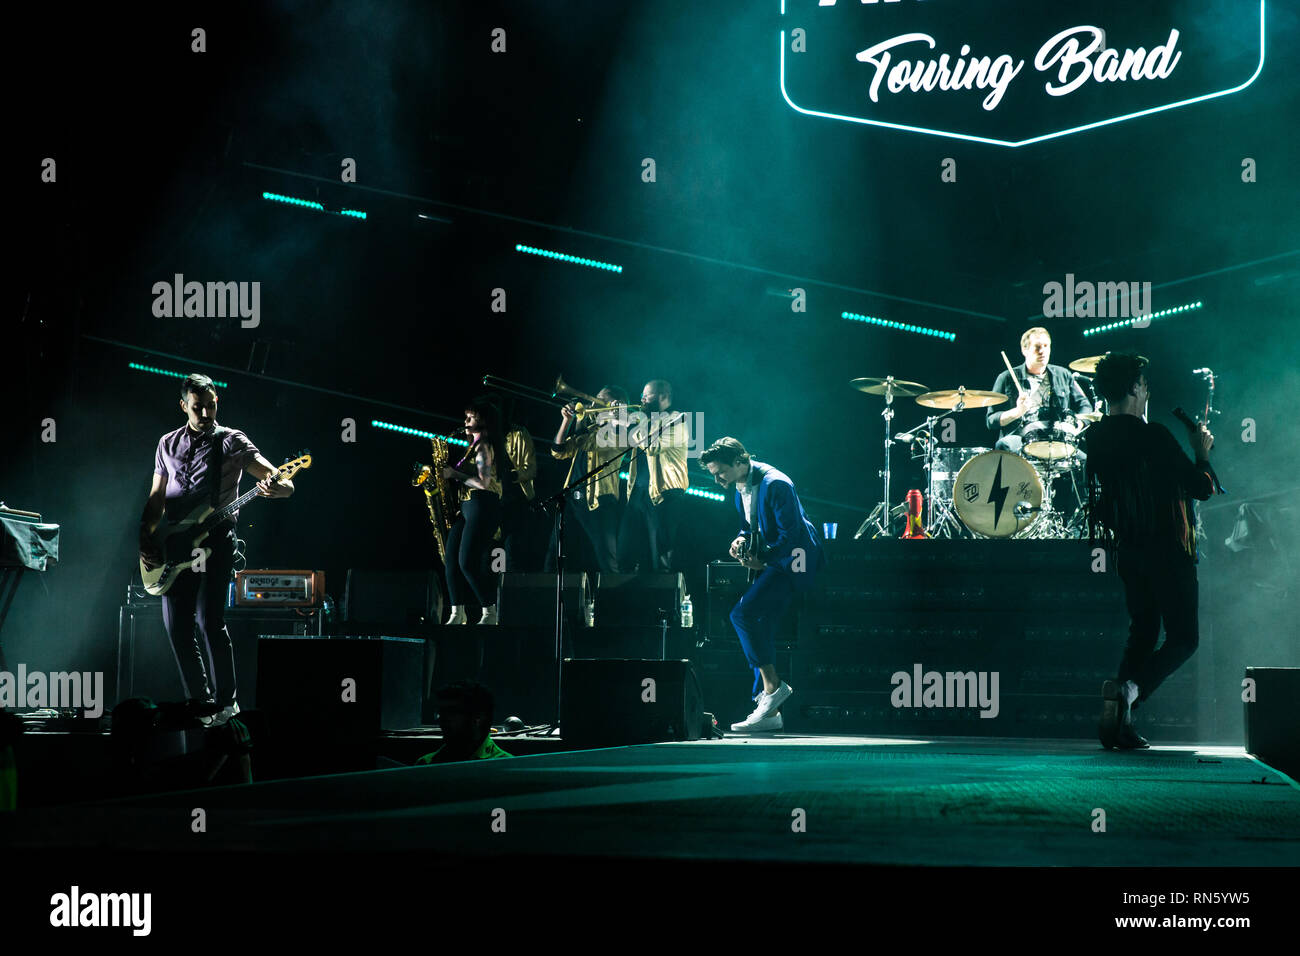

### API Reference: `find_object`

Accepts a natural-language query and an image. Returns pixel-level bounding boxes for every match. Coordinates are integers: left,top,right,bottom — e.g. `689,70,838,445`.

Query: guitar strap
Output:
208,425,228,511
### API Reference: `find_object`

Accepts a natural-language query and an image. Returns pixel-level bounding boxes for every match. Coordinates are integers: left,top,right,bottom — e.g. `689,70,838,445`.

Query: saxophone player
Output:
442,400,506,625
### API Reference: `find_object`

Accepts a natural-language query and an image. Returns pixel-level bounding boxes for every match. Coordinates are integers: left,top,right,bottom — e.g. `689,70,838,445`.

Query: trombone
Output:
483,374,628,417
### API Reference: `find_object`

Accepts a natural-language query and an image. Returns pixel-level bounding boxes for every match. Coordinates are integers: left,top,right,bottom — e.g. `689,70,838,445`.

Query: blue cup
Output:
823,522,838,540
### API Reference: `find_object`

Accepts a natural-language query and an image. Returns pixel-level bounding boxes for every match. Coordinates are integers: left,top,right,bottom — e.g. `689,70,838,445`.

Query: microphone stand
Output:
533,408,686,735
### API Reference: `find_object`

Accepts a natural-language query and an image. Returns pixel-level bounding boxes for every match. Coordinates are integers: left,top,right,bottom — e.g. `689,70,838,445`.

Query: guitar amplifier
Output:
234,570,325,607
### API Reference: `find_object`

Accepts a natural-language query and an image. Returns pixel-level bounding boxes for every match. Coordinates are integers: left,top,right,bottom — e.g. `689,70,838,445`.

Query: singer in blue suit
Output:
701,437,826,734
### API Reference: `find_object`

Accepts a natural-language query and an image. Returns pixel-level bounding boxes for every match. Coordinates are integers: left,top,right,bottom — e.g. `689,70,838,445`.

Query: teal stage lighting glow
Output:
129,363,228,389
370,420,470,446
261,192,367,219
515,244,623,273
619,471,726,502
1082,301,1204,337
841,311,956,342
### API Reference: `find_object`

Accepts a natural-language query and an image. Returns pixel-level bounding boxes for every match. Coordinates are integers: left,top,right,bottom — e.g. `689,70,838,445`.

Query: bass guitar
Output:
140,452,312,596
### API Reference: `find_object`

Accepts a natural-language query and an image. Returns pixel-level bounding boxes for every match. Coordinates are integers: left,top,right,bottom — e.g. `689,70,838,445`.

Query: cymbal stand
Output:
854,380,903,539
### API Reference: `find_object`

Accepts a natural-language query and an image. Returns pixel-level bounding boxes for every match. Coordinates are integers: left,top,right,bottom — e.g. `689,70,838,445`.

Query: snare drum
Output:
1021,417,1083,461
954,450,1044,538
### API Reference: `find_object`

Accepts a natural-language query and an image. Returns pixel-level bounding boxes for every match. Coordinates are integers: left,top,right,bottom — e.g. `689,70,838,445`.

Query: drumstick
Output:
1000,351,1025,397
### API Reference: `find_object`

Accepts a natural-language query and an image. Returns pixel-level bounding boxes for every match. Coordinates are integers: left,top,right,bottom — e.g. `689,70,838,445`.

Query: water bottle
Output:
584,598,596,628
680,594,693,629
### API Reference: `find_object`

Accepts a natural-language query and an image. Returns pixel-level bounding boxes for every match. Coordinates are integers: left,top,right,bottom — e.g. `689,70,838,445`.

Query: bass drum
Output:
954,450,1044,538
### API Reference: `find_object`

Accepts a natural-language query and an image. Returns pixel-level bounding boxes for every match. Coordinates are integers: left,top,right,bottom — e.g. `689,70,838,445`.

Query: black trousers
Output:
617,485,686,573
1115,549,1200,707
160,527,236,707
500,495,541,573
446,491,501,607
545,492,622,574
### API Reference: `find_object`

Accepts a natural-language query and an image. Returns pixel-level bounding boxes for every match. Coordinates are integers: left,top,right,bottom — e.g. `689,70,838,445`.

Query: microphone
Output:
1014,501,1040,517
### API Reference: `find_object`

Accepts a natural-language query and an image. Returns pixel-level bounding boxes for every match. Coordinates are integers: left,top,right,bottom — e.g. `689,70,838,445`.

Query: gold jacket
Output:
552,429,624,510
504,426,537,500
626,413,689,505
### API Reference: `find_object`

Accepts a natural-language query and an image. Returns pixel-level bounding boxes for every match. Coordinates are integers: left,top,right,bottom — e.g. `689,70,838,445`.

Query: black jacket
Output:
986,363,1092,439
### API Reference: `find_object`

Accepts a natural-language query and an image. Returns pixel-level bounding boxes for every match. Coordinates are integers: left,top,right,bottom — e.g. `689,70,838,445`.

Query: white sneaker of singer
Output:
478,605,499,625
755,681,792,718
730,711,784,733
446,605,468,625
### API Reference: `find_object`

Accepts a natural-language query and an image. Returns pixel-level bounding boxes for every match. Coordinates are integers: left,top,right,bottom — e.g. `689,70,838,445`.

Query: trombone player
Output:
546,385,629,573
617,380,689,573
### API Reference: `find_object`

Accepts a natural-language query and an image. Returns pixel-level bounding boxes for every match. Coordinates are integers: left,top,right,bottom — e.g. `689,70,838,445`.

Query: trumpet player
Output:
546,386,629,573
701,437,825,734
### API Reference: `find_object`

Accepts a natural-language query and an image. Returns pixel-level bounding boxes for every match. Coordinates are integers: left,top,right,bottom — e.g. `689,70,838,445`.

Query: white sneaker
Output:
752,681,793,719
209,701,240,728
731,711,783,733
446,605,467,625
478,605,498,625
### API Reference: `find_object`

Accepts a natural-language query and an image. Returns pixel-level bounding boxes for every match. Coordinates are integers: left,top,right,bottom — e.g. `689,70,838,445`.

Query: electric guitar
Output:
139,452,312,596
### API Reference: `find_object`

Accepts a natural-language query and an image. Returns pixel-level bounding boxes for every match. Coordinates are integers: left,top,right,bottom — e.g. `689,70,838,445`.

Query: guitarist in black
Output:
1085,354,1216,750
138,374,293,726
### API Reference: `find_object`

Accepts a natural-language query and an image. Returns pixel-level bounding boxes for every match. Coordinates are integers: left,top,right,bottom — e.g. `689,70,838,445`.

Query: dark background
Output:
5,1,1298,736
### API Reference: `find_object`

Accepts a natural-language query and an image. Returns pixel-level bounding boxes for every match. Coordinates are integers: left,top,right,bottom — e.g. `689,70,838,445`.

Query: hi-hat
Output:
850,376,929,397
915,388,1008,410
1069,354,1107,374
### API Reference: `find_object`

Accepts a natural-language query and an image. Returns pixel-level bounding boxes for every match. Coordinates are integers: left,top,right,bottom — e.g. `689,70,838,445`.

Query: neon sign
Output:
780,1,1266,147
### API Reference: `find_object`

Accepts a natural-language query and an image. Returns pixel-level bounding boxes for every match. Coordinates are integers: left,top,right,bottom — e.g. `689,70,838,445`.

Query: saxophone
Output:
413,437,455,563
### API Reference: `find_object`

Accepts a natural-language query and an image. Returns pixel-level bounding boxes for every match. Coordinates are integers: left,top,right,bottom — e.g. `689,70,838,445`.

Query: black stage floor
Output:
7,734,1298,866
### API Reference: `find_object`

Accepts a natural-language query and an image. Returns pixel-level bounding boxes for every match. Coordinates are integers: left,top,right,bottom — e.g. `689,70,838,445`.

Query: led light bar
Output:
515,244,623,273
1081,301,1204,337
617,471,726,502
261,192,324,211
129,363,228,389
261,192,367,219
370,420,469,446
841,311,956,342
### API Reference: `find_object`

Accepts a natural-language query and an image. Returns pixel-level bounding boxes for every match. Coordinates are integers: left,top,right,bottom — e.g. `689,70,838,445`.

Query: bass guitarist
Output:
138,374,293,727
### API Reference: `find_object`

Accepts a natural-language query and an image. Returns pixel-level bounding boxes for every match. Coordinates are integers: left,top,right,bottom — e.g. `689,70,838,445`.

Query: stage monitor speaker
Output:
116,605,261,708
343,569,440,631
497,572,590,627
256,635,424,735
595,573,684,627
1244,666,1300,777
561,658,702,747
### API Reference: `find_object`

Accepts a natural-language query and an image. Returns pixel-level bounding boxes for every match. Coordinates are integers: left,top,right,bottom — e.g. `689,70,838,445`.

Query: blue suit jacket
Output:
734,461,826,589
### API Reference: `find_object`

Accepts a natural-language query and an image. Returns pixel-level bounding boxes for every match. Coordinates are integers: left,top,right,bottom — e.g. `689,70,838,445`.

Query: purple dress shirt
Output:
154,424,260,522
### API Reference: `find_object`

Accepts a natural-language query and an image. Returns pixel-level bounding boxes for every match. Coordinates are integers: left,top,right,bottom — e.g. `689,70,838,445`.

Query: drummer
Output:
987,327,1094,454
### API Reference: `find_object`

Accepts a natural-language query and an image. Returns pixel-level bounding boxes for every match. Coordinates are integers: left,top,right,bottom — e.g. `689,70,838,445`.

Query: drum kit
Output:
850,356,1107,540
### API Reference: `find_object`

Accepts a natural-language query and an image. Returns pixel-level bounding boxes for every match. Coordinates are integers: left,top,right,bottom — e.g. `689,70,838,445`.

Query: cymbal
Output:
1077,410,1102,423
915,388,1009,410
850,376,929,397
1069,354,1107,374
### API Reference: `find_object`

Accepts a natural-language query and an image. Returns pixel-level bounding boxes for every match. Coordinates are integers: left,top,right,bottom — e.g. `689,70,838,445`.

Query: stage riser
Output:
791,692,1201,740
1243,667,1300,778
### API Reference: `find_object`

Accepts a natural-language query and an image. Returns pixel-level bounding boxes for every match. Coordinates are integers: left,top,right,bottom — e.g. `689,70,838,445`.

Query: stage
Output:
7,734,1297,867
